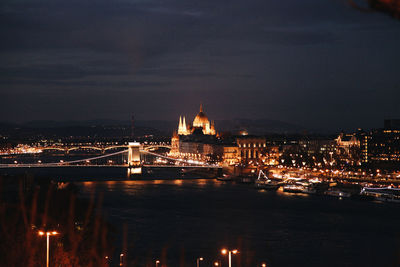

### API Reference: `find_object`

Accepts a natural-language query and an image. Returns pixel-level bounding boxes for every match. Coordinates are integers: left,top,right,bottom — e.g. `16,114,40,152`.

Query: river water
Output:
77,178,400,267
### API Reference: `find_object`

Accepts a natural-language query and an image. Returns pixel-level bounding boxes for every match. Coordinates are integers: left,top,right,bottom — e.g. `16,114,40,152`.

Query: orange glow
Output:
174,180,183,185
214,262,219,266
38,231,45,236
232,249,238,254
221,249,227,255
51,231,58,235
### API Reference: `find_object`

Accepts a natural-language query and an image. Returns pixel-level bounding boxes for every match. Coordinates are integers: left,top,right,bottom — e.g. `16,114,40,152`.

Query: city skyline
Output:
2,1,400,264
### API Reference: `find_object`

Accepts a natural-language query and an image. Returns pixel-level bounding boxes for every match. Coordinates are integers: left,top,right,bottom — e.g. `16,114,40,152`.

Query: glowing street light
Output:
214,260,222,266
221,249,238,267
119,253,124,266
261,263,267,267
38,230,58,267
155,260,160,267
196,257,204,267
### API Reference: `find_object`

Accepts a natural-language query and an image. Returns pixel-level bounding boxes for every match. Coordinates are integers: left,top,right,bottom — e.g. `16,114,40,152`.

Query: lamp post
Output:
221,249,238,267
155,260,160,267
38,230,58,267
119,253,124,266
196,257,203,267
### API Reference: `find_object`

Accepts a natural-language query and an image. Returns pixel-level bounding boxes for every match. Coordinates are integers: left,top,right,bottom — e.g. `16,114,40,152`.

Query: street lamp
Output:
196,257,203,267
38,230,58,267
119,253,124,266
261,263,267,267
214,260,222,266
221,249,238,267
155,260,160,267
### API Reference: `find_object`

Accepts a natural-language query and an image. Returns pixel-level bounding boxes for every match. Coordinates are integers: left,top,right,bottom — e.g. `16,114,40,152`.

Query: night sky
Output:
1,0,399,131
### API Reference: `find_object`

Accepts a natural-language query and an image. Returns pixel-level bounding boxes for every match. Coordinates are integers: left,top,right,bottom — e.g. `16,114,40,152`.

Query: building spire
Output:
178,116,182,135
200,103,203,113
183,116,187,131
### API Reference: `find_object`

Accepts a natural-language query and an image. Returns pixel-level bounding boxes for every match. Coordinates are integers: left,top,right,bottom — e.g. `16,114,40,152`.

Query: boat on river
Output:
361,187,400,203
217,174,233,182
283,184,304,193
255,170,281,190
324,188,352,198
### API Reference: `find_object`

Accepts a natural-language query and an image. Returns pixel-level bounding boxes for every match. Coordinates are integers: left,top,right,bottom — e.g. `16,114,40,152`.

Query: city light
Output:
196,257,204,267
119,253,124,266
38,230,58,267
221,249,239,267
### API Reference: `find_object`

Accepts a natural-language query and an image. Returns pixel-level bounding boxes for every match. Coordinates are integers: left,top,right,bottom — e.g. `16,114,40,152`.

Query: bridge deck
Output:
0,164,221,169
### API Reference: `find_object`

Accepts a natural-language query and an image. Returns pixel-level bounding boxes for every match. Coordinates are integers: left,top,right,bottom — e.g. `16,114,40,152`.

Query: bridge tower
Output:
128,142,141,167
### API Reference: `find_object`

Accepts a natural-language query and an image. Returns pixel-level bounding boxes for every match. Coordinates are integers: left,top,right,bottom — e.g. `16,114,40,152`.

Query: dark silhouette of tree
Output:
0,175,114,267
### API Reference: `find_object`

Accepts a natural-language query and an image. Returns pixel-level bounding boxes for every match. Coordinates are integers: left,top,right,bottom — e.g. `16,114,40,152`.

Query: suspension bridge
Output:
0,142,221,170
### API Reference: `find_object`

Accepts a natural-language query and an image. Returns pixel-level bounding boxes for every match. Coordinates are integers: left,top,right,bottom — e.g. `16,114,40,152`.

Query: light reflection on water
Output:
77,178,400,267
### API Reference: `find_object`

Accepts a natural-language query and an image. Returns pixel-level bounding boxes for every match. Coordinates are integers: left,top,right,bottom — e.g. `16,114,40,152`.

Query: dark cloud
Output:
0,0,400,131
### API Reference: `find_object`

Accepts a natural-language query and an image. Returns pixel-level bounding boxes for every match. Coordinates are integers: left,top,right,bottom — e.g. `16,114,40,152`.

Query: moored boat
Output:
217,174,233,181
255,170,280,190
301,185,317,194
324,188,352,198
376,194,400,203
361,187,400,203
283,184,304,193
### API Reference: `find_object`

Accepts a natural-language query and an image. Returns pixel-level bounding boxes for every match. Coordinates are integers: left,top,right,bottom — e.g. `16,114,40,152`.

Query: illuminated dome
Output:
193,104,210,127
176,104,216,136
192,104,216,135
193,105,210,127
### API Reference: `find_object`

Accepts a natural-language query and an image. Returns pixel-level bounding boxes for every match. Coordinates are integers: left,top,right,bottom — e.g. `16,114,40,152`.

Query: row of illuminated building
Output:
169,118,400,170
360,120,400,170
169,133,280,166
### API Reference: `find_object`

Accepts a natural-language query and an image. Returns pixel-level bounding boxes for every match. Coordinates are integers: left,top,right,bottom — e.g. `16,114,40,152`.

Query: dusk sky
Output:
1,0,399,131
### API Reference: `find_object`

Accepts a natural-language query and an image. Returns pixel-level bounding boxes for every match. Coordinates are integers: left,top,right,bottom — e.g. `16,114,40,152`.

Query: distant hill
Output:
0,120,165,140
215,119,307,135
0,118,313,139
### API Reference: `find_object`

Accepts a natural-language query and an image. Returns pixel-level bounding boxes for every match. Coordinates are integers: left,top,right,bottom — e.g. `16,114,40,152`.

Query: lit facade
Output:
170,104,219,162
358,120,400,170
223,146,239,165
177,104,216,136
236,136,267,163
336,133,360,150
362,129,400,169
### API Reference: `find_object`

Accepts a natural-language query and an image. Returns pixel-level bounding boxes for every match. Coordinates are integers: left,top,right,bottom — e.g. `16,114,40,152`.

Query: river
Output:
76,178,400,267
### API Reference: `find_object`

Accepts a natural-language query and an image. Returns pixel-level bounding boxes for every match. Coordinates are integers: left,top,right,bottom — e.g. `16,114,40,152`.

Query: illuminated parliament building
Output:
170,104,221,163
169,104,275,166
177,104,216,136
